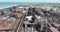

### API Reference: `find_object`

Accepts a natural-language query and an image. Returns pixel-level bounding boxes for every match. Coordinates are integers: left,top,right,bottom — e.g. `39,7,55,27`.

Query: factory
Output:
0,5,60,32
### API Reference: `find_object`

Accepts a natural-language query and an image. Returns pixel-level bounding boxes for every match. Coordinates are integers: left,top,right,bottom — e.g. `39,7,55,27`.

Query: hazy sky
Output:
0,0,60,3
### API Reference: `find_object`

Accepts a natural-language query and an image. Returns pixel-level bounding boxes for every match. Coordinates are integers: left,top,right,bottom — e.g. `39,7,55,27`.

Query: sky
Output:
0,0,60,3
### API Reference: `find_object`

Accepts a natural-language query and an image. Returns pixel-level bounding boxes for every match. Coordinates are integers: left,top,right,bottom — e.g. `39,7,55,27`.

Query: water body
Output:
0,2,32,12
0,2,19,12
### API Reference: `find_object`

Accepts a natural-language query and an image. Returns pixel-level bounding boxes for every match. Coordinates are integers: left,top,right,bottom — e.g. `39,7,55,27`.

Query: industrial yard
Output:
0,4,60,32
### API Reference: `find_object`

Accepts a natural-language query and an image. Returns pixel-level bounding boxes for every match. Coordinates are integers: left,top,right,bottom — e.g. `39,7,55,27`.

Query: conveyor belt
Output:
16,10,28,32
